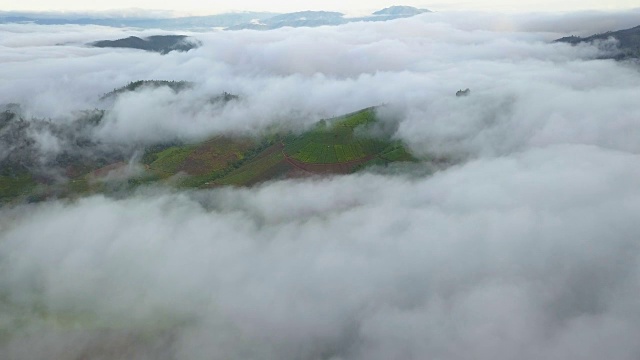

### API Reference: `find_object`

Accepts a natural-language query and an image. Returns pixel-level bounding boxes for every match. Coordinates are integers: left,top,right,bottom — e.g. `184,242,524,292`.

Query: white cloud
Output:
1,10,640,359
2,145,640,359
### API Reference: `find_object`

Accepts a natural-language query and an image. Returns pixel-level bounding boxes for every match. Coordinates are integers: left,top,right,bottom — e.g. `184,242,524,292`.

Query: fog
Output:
1,9,640,360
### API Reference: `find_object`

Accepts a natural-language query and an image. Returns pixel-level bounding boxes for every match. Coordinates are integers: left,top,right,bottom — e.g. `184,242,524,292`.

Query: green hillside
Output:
281,107,414,173
0,107,416,203
284,108,385,163
100,80,193,100
0,173,37,202
139,107,415,186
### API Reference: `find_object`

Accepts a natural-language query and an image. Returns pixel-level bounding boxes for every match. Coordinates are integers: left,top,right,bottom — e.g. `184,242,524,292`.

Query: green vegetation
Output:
283,108,389,164
148,145,197,174
101,80,193,100
137,107,414,189
0,173,37,202
353,141,417,171
379,142,415,162
214,146,286,186
0,292,190,343
92,35,200,55
1,106,419,204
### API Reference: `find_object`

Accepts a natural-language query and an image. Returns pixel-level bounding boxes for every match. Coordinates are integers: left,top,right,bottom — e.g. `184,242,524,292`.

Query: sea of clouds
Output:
1,9,640,360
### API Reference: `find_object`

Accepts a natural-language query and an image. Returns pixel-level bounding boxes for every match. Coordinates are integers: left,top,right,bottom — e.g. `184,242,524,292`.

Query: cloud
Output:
419,9,640,36
2,145,640,359
1,9,640,359
3,10,639,145
0,12,638,155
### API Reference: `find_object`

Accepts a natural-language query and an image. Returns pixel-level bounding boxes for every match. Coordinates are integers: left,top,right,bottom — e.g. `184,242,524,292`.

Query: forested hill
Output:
555,25,640,60
91,35,201,54
1,104,418,204
100,80,193,100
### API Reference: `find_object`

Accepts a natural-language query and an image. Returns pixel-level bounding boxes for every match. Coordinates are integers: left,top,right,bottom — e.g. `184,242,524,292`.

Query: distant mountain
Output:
357,6,431,23
91,35,201,54
372,6,431,16
126,12,276,30
555,25,640,60
1,6,432,31
228,11,347,30
0,11,275,30
230,6,432,30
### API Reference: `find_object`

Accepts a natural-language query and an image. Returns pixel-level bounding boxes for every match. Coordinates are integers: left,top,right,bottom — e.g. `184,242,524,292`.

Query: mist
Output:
1,9,640,360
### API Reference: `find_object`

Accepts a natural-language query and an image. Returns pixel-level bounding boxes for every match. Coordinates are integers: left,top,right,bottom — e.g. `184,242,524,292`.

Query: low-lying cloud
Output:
2,10,639,155
1,9,640,360
2,145,640,359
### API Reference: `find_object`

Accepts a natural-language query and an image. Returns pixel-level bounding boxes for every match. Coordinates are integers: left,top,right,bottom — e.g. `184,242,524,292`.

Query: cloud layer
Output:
1,10,640,360
1,11,639,149
2,145,640,359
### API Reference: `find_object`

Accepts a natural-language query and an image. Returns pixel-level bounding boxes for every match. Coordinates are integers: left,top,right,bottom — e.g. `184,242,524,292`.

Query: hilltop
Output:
0,92,418,203
100,80,193,100
555,25,640,60
91,35,201,54
372,6,431,16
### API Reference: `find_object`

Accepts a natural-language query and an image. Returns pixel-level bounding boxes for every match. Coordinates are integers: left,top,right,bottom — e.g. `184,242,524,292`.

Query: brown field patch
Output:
178,137,256,176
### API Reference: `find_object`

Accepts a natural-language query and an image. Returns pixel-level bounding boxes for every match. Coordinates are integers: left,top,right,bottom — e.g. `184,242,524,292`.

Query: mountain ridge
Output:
91,35,201,54
1,6,432,30
0,84,419,204
555,24,640,60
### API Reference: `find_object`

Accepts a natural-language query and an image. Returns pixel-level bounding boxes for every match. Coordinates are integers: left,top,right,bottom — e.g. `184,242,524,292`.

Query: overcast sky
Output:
0,0,638,16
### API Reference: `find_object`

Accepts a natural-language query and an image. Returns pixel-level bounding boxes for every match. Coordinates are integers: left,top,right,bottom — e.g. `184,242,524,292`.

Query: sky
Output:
2,7,640,360
0,0,638,16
